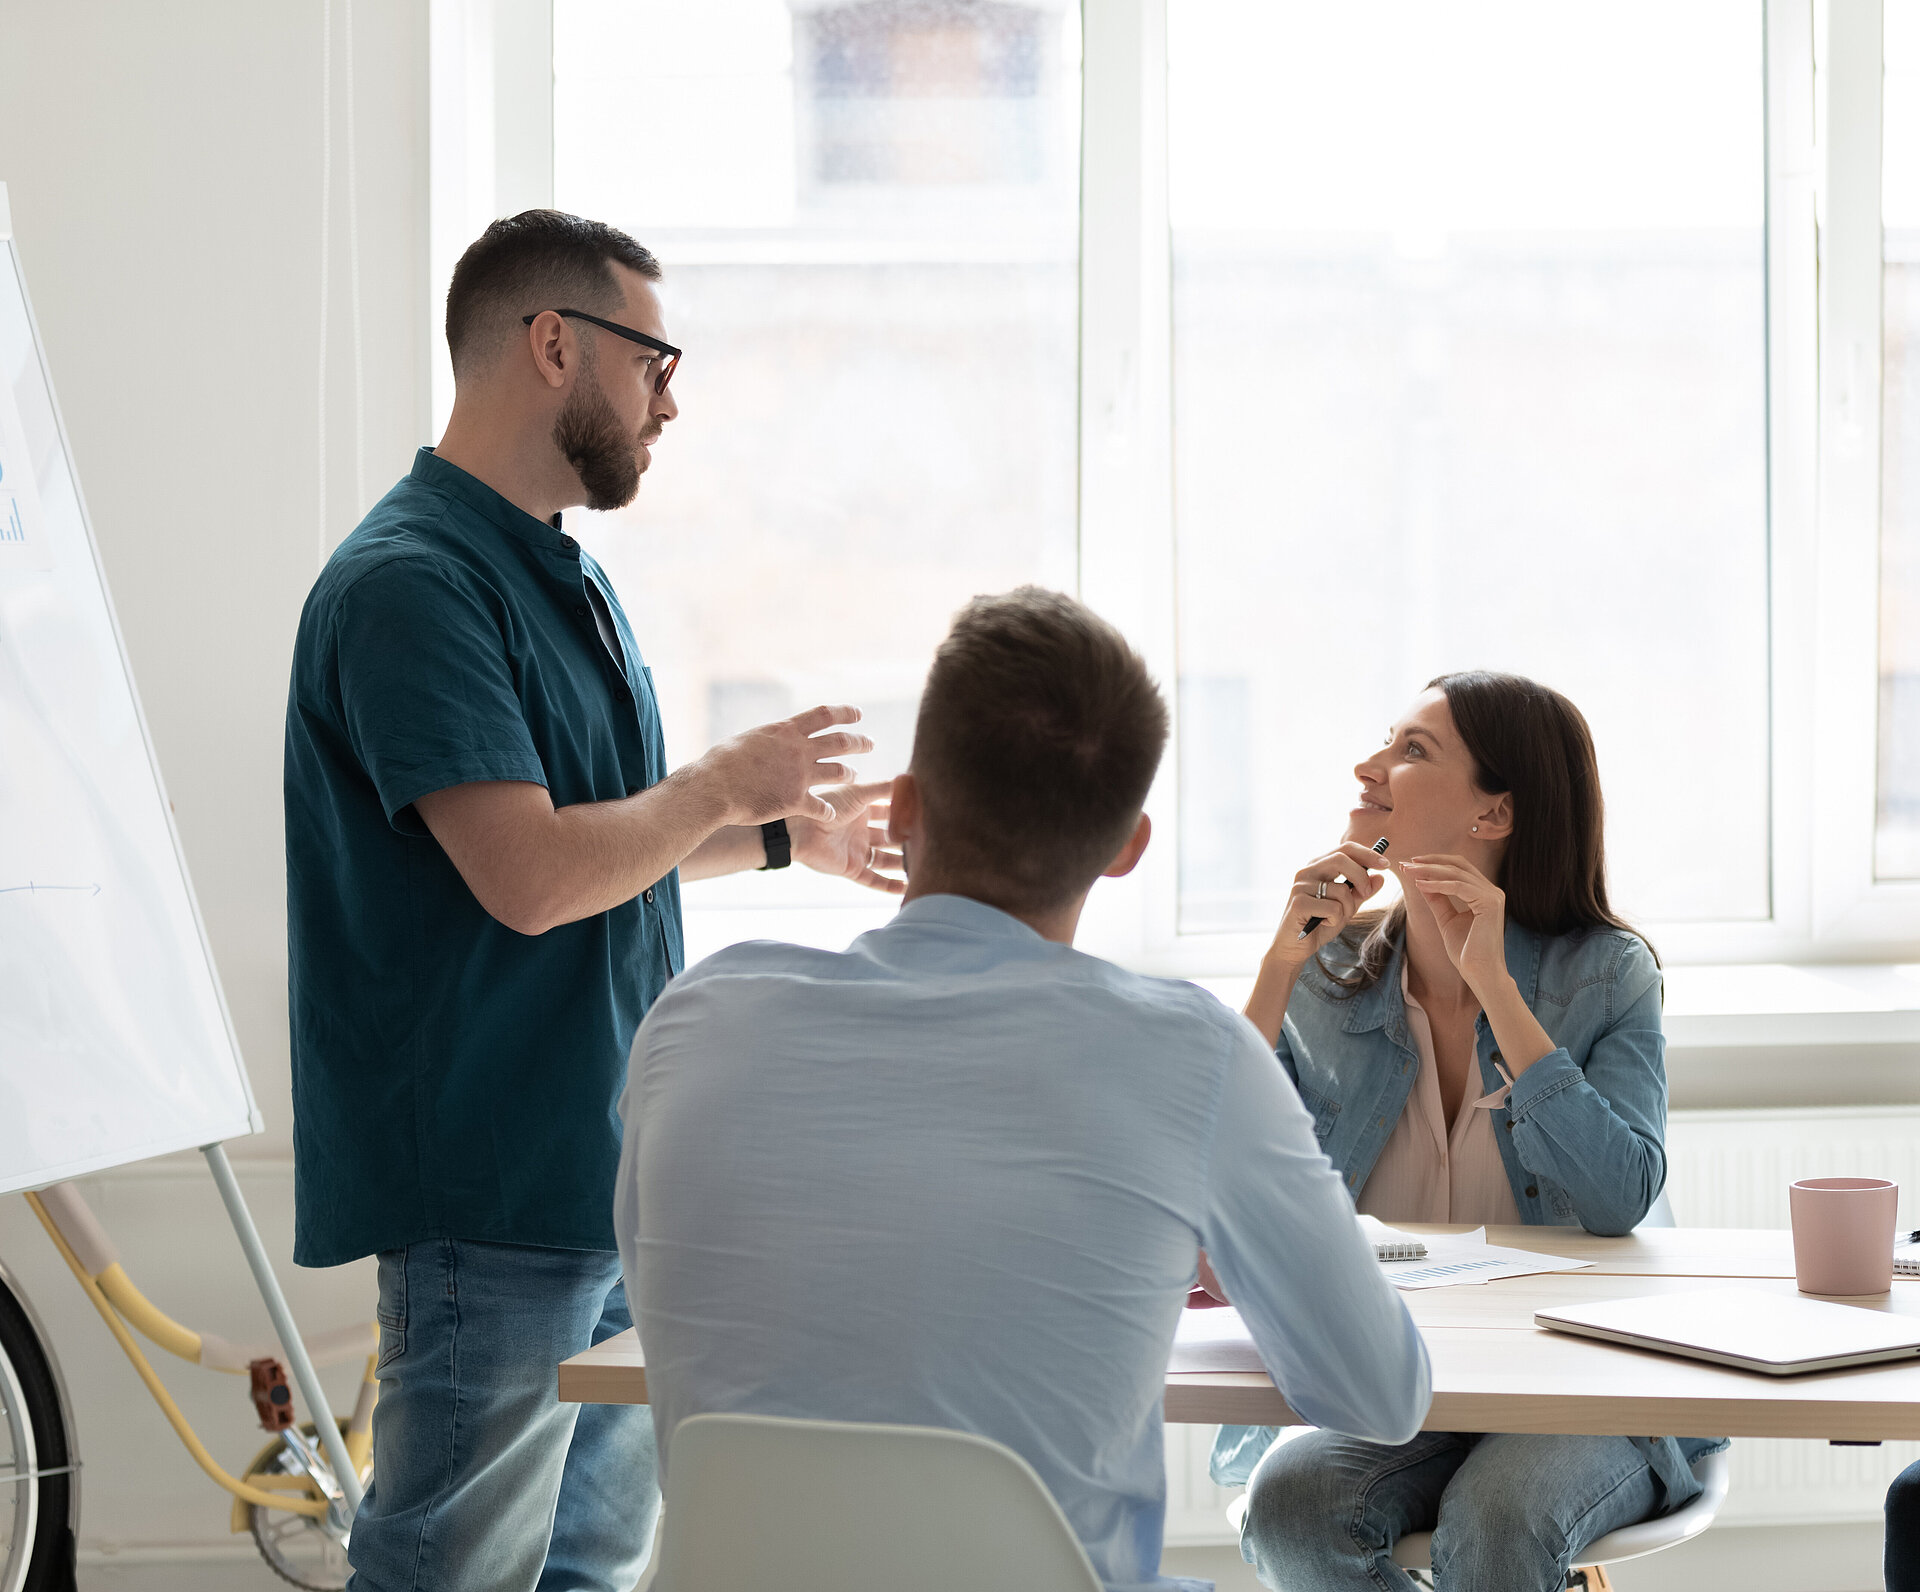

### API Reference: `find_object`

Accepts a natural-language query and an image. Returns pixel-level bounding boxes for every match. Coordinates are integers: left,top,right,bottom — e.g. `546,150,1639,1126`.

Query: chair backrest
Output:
654,1413,1105,1592
1638,1188,1677,1228
1389,1446,1730,1573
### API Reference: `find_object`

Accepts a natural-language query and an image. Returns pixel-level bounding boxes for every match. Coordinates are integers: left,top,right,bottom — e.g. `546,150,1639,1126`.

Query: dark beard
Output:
552,368,641,512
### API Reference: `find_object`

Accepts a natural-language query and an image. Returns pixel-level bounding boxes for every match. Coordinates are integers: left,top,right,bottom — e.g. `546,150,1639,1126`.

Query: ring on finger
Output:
1315,881,1328,899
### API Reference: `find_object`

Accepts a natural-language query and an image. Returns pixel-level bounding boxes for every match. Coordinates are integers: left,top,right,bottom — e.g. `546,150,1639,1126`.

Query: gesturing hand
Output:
1400,854,1510,999
1266,842,1394,966
789,781,905,896
701,705,873,826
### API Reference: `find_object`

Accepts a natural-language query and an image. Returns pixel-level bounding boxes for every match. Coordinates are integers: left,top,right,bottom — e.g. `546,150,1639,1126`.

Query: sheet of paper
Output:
1170,1305,1265,1374
1168,1232,1598,1371
1376,1227,1592,1290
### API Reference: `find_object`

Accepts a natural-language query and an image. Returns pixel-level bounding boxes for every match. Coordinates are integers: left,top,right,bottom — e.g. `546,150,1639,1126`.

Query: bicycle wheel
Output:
0,1269,76,1592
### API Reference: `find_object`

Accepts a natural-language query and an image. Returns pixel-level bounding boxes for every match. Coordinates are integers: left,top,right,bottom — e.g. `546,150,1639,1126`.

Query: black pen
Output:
1298,837,1389,941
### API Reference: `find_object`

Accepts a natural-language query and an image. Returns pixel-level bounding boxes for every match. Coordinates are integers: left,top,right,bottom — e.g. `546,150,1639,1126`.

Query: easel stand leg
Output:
201,1142,365,1520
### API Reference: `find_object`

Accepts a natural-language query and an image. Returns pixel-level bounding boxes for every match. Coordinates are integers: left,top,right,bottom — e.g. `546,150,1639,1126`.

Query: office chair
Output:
653,1412,1103,1591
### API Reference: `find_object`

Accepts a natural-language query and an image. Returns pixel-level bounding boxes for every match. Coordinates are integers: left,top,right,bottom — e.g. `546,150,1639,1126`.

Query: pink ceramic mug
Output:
1788,1177,1899,1295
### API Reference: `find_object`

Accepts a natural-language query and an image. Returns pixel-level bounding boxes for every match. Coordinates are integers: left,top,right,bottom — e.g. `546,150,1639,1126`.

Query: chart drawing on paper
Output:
0,334,47,571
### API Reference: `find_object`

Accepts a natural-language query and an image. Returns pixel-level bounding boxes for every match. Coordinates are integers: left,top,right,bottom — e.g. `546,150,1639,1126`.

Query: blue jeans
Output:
345,1240,659,1592
1240,1429,1663,1592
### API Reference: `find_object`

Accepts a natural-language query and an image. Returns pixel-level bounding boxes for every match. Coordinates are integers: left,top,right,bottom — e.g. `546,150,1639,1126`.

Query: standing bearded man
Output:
285,209,900,1592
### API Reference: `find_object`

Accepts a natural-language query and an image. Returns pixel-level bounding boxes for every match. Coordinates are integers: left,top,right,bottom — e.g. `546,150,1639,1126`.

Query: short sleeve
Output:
333,558,547,831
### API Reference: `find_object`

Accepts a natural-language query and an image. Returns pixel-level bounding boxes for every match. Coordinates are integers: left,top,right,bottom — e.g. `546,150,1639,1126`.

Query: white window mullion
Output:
1808,0,1920,949
427,0,555,438
1660,0,1822,966
1761,0,1820,956
1074,0,1180,970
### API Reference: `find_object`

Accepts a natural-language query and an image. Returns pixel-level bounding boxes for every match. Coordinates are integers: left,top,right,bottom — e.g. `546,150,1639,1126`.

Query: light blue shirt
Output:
615,895,1430,1592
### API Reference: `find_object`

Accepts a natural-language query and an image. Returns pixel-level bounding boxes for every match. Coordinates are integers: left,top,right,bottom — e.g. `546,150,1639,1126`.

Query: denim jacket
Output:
1211,920,1726,1508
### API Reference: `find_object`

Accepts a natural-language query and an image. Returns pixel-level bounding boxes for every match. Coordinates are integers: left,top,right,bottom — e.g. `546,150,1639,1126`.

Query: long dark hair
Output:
1325,670,1654,994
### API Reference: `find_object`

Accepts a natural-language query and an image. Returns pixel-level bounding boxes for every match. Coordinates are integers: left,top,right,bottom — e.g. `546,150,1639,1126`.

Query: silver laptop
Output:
1534,1287,1920,1376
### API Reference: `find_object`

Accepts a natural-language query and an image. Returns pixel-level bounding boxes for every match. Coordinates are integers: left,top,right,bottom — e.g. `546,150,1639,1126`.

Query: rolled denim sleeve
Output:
1504,937,1667,1235
1202,1014,1432,1444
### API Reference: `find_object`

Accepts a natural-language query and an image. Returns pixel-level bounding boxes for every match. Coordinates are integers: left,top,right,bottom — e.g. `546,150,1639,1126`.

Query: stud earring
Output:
1471,825,1479,833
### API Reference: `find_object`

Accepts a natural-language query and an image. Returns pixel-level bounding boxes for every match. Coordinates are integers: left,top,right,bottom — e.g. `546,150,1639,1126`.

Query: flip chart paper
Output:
0,214,259,1194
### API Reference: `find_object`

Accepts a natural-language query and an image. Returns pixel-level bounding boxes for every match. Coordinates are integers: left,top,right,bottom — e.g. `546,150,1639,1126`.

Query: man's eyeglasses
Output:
522,309,681,393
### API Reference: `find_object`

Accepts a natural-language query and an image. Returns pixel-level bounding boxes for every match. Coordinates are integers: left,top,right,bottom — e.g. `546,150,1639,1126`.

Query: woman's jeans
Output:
345,1240,660,1592
1889,1459,1920,1591
1240,1428,1663,1592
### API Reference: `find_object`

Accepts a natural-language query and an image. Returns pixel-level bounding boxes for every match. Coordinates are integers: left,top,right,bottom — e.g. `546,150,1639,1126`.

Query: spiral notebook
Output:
1896,1234,1920,1278
1358,1215,1428,1262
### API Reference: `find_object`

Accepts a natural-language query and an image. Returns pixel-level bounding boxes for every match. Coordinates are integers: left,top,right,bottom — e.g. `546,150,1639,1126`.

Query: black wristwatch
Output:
759,818,792,871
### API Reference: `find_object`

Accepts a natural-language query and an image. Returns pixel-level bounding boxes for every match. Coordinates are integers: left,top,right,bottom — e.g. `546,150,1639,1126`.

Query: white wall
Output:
0,0,429,1570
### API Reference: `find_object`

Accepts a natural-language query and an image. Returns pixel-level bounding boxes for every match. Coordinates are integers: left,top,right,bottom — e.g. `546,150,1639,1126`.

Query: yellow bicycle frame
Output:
24,1188,376,1523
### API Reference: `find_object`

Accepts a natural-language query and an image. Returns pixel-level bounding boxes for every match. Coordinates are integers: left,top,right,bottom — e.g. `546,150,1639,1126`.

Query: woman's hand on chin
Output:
1264,841,1395,968
1245,841,1395,1046
1401,854,1511,998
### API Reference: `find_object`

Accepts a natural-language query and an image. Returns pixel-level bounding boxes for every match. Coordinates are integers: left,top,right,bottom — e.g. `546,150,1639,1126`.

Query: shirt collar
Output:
409,447,578,556
889,893,1050,944
1338,917,1545,1034
1337,934,1408,1035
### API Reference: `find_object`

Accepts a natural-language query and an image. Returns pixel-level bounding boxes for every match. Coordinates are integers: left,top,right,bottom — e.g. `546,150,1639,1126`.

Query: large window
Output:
553,0,1080,959
1166,2,1769,933
446,0,1920,968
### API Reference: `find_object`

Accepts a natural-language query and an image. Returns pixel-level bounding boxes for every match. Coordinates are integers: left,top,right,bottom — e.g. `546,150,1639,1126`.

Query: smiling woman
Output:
1215,666,1712,1592
1243,669,1647,1036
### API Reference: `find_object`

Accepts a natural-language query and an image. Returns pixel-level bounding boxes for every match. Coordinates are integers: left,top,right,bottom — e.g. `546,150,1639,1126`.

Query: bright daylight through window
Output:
554,0,1081,956
1166,1,1770,935
1876,1,1920,877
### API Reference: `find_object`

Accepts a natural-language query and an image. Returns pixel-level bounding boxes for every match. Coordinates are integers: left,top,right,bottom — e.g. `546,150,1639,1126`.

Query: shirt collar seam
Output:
893,895,1049,943
412,449,577,555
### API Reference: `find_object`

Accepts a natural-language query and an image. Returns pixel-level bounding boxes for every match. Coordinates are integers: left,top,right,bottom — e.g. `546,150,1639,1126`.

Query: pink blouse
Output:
1354,968,1522,1226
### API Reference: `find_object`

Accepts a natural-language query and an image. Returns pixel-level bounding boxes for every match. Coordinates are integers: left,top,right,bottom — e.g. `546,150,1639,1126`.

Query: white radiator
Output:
1164,1107,1920,1544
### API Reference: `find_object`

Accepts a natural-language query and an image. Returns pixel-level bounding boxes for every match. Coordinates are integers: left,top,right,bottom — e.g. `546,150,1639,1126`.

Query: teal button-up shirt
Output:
286,448,682,1267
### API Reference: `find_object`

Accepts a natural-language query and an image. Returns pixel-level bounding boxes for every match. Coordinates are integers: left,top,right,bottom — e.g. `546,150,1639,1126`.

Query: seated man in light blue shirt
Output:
614,587,1432,1592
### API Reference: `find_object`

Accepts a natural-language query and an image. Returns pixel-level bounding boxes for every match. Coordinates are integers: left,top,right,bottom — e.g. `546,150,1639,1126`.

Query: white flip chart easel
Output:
0,183,360,1513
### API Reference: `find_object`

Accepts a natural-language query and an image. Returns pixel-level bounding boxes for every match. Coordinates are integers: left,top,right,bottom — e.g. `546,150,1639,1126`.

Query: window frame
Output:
428,0,556,440
1811,0,1920,949
1083,0,1844,975
441,0,1920,974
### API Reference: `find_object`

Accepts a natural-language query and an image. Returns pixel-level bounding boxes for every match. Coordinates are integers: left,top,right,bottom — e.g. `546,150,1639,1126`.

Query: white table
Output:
559,1228,1920,1441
